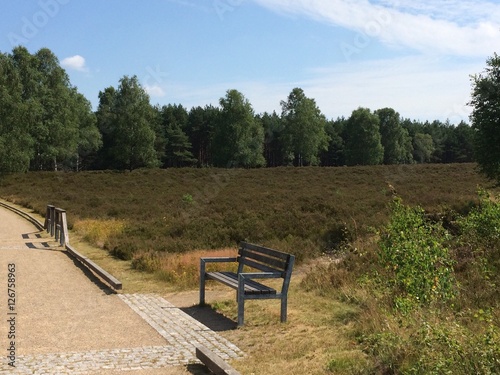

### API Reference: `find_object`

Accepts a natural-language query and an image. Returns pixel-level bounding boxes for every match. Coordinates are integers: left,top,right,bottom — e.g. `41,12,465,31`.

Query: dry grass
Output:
217,278,367,375
73,218,126,247
132,248,238,289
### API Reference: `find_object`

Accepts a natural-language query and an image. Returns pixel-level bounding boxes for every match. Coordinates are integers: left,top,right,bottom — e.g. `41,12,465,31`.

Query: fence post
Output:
48,205,56,236
44,205,51,231
59,210,69,246
54,208,61,241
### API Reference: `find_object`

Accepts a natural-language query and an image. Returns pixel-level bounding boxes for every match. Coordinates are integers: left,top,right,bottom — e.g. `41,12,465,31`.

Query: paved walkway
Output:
0,204,243,374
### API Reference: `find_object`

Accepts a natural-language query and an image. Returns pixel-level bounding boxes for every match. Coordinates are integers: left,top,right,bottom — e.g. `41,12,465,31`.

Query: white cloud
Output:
231,0,495,122
61,55,88,72
157,56,481,123
145,84,167,98
299,56,480,122
251,0,500,57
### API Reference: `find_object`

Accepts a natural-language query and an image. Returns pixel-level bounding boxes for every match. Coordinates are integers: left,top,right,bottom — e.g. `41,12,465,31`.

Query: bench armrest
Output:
200,257,238,278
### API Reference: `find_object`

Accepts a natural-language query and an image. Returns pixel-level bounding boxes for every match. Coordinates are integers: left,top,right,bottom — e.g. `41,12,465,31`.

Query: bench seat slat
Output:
206,271,276,295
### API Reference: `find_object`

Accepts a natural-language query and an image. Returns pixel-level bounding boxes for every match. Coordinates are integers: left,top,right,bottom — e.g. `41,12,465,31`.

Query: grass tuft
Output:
132,248,238,289
72,218,126,248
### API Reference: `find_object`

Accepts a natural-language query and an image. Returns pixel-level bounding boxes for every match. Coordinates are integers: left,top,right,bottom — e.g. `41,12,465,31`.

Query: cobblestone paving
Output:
4,346,193,374
0,294,243,374
118,294,243,360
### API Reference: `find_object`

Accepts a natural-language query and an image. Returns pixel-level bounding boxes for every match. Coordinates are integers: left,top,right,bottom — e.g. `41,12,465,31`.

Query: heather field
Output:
0,164,489,263
2,163,500,374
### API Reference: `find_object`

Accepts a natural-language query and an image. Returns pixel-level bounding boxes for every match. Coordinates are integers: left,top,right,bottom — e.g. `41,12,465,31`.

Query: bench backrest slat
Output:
237,242,294,277
238,257,283,275
239,248,288,271
240,242,290,261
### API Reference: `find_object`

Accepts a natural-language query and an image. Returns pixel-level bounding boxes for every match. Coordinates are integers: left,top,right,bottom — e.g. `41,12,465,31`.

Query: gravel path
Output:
0,204,242,374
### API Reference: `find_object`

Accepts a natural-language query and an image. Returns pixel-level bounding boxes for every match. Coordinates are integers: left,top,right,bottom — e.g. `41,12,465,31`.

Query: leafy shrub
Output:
359,312,500,375
378,198,457,311
181,193,194,204
408,312,500,375
459,189,500,246
456,190,500,302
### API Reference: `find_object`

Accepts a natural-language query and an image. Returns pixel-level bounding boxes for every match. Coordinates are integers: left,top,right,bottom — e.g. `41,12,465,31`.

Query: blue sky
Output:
2,0,499,122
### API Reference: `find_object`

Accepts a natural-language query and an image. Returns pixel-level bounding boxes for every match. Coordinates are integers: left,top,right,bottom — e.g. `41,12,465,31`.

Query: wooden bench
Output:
199,242,295,327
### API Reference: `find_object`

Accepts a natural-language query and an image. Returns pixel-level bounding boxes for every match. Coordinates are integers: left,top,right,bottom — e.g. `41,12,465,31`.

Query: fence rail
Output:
44,204,122,290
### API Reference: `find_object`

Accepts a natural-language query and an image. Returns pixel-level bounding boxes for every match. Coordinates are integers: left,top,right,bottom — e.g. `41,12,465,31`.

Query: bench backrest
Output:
237,242,295,279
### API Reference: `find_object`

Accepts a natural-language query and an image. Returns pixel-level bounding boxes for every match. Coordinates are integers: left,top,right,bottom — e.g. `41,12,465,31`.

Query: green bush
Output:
457,189,500,301
378,198,457,311
408,313,500,375
459,189,500,246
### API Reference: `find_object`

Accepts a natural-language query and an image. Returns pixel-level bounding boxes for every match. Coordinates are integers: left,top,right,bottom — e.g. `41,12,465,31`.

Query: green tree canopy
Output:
186,105,219,166
212,89,265,168
413,133,435,163
344,107,384,166
470,53,500,182
73,89,102,171
453,121,474,163
0,51,34,173
160,104,196,168
321,117,346,166
375,108,413,164
260,111,286,167
280,88,329,166
95,76,160,170
0,46,98,172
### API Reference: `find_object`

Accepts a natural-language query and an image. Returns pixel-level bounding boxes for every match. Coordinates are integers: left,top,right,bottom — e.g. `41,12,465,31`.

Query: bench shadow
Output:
63,251,116,295
181,304,237,332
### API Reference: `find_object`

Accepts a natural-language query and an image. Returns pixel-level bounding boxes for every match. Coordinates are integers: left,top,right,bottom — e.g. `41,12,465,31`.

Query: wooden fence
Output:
44,205,122,290
44,205,70,246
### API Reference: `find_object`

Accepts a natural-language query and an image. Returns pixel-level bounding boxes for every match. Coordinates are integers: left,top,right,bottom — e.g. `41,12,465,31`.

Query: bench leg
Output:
199,259,206,306
237,274,245,327
281,296,287,323
237,296,245,327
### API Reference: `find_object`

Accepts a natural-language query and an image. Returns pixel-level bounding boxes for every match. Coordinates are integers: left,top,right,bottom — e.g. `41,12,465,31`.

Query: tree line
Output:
0,46,475,173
